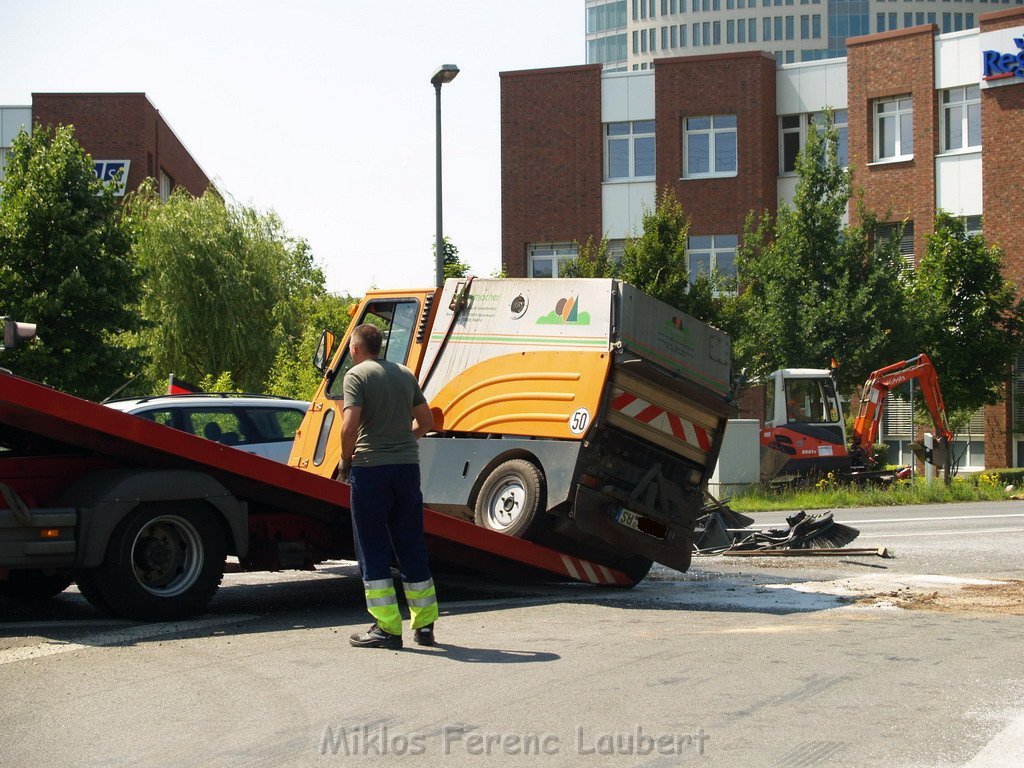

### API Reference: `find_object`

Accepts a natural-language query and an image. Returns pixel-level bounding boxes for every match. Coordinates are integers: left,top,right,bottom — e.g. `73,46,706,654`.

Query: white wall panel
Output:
1,107,32,146
777,59,848,114
602,181,655,239
601,71,654,123
935,152,983,216
935,30,980,90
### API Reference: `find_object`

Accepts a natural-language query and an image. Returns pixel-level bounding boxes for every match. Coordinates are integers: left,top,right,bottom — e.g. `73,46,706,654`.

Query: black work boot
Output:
413,623,435,646
350,623,402,649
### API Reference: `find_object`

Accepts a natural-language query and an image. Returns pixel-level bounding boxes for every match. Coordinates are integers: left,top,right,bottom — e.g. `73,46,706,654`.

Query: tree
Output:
732,111,910,392
266,290,357,400
127,183,325,393
562,189,721,321
434,236,470,279
909,211,1024,416
0,125,141,400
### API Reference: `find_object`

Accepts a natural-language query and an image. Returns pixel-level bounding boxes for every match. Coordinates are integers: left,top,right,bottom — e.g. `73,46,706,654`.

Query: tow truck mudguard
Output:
571,485,693,573
59,469,249,568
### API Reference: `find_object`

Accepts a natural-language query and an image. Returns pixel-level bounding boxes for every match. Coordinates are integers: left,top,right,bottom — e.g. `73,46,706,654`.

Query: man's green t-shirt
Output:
343,358,426,467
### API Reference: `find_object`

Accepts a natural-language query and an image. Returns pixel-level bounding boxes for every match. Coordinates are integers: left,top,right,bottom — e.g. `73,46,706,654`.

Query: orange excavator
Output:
848,353,954,481
759,353,954,483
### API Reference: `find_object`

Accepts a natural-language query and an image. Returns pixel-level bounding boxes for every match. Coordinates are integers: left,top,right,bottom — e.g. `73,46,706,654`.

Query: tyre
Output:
88,503,226,621
609,555,654,586
0,569,74,601
473,459,547,539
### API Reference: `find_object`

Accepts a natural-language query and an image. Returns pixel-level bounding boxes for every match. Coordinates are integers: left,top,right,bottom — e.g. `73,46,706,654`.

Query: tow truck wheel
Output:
0,569,74,601
89,503,226,621
474,459,547,539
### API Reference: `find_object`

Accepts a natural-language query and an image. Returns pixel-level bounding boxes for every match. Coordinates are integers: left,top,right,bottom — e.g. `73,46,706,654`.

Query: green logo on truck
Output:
537,296,591,326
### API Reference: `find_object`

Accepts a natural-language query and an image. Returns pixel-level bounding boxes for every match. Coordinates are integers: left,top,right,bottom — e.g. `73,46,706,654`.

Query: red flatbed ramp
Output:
0,372,631,586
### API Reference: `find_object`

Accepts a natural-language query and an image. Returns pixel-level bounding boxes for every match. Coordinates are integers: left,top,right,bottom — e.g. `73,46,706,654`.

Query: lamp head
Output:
430,64,460,86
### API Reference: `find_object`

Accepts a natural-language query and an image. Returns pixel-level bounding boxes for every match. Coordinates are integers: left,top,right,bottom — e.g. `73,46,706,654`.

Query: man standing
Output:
341,323,439,649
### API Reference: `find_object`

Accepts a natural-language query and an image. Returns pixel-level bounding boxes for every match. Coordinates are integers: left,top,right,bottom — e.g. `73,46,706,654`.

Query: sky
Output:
0,1,585,296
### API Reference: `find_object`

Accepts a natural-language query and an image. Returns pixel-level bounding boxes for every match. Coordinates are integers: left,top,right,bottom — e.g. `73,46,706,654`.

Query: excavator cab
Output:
760,369,849,482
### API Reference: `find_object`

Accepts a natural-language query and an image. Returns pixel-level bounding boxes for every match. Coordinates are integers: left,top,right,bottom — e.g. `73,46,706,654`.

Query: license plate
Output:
615,507,641,530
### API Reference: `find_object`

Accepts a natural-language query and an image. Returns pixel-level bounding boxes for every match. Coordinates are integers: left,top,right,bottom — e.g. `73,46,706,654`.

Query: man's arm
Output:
412,402,434,438
340,405,362,479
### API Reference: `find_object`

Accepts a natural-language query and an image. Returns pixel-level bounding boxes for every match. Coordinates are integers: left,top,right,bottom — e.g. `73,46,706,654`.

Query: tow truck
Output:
759,354,954,483
0,277,736,620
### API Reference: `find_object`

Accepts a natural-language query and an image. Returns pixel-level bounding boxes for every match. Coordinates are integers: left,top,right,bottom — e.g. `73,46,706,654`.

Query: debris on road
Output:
694,507,865,556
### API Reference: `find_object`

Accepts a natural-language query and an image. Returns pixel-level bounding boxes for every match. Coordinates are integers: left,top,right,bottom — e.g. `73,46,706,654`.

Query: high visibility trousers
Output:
350,463,440,634
403,578,439,629
363,578,402,636
361,578,438,634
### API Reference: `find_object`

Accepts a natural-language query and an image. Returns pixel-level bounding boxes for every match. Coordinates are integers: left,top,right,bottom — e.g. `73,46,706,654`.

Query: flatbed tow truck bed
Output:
0,372,629,620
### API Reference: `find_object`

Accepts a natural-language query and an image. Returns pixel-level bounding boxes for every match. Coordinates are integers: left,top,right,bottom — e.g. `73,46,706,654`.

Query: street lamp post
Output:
431,63,459,288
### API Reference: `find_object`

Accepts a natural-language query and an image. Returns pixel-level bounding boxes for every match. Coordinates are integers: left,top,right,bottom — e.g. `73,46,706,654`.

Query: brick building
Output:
501,8,1024,468
0,93,209,199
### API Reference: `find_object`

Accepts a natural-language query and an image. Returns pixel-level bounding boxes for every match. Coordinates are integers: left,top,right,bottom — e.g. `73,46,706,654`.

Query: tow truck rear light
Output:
579,473,602,489
39,529,61,539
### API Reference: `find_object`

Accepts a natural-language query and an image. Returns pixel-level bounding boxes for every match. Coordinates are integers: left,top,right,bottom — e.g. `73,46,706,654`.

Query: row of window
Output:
632,0,833,18
603,86,978,183
877,10,974,32
633,14,822,53
528,238,738,286
632,0,1016,18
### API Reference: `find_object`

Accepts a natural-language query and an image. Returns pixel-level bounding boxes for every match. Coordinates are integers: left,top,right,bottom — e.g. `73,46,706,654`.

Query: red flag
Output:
168,374,201,395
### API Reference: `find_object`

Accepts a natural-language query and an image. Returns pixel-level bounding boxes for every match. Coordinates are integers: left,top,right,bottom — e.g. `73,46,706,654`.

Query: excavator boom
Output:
851,353,953,468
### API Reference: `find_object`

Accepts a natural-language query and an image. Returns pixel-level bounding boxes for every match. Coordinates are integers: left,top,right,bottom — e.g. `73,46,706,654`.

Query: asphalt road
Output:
1,501,1022,768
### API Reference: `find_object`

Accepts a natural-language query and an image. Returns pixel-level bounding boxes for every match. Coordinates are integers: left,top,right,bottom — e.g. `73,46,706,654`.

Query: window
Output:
941,86,981,152
780,115,802,173
878,221,915,273
159,169,174,202
605,120,656,180
327,298,421,398
810,109,848,167
801,14,809,38
528,243,578,279
874,96,913,161
727,19,735,42
684,115,737,177
780,110,848,174
687,234,738,292
763,16,772,40
786,15,794,39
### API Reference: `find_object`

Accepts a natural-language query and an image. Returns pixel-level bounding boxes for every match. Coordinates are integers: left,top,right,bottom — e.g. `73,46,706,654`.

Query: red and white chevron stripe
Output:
610,388,712,452
559,554,626,585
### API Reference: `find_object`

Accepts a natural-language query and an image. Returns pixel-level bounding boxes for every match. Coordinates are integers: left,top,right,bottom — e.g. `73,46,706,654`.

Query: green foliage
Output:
561,236,614,279
266,291,357,400
0,125,141,400
127,183,326,394
561,190,723,323
198,371,239,393
729,475,1011,512
732,111,910,392
434,236,470,279
619,189,692,311
908,211,1024,414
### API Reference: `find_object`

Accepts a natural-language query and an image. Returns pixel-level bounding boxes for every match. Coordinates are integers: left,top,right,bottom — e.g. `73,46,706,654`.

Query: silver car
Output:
105,394,310,463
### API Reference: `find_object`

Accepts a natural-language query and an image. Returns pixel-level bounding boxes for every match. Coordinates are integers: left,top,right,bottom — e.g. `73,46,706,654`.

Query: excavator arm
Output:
850,354,954,471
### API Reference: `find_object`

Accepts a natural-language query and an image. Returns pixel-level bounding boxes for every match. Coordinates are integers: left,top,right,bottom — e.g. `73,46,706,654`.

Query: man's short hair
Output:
351,324,383,355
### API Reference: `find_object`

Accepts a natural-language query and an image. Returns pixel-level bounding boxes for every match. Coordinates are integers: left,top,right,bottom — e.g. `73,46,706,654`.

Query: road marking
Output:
856,527,1024,539
963,710,1024,767
0,619,131,631
0,614,255,667
842,513,1024,525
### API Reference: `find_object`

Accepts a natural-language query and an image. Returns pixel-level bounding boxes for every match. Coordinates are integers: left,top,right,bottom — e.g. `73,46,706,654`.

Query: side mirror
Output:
1,318,37,351
313,330,335,374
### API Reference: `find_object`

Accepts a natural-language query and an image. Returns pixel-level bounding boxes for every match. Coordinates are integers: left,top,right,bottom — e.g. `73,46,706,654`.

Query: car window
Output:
135,409,176,428
246,407,306,443
183,408,249,446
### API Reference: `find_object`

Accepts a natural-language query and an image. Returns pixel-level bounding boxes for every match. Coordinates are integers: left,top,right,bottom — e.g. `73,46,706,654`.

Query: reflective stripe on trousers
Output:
403,578,439,629
363,578,401,636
